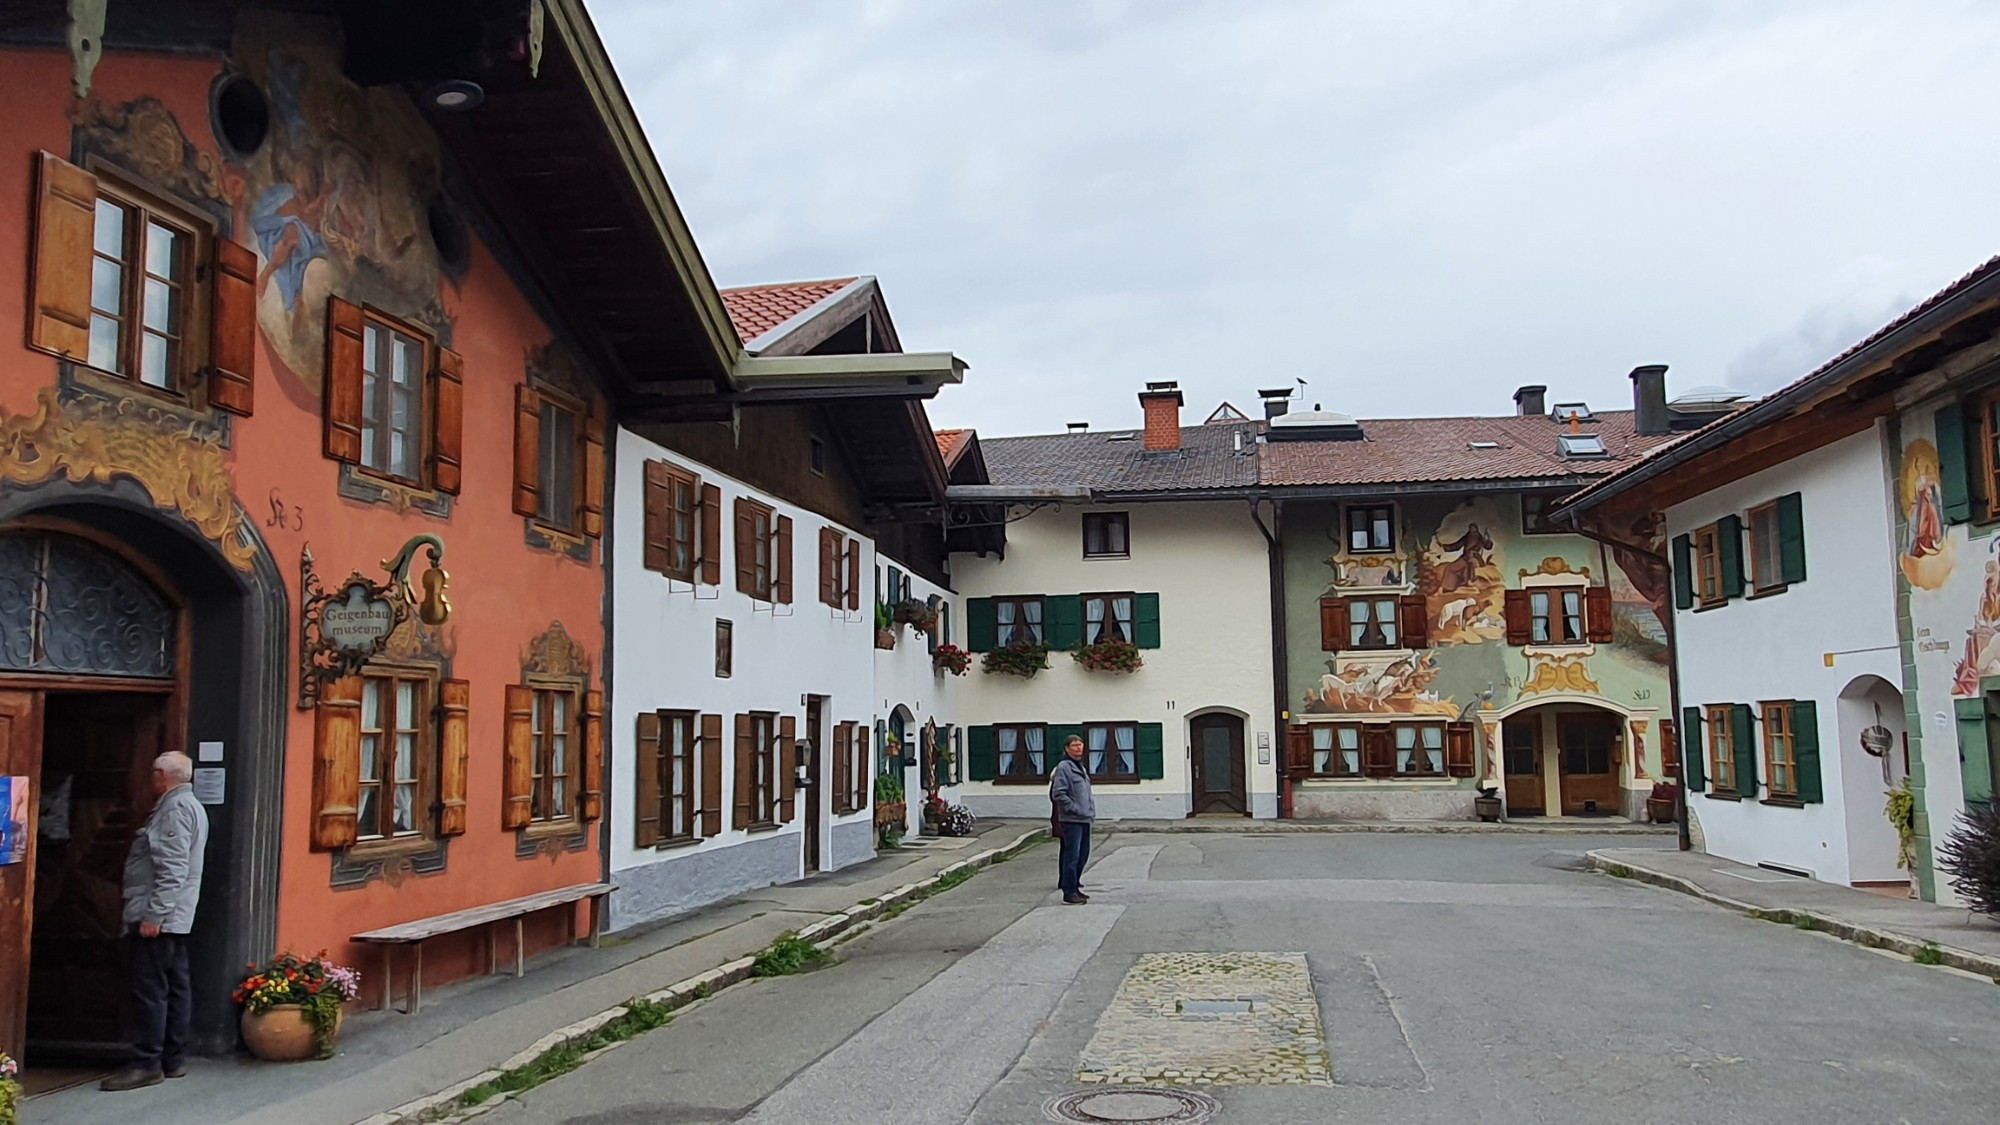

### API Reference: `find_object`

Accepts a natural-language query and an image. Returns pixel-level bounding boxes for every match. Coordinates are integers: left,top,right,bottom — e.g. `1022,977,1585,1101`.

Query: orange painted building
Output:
0,2,752,1065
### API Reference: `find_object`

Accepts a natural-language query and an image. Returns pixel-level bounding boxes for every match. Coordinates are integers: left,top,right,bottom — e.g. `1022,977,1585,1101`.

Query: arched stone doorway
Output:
1839,675,1906,885
1492,697,1644,818
0,484,285,1065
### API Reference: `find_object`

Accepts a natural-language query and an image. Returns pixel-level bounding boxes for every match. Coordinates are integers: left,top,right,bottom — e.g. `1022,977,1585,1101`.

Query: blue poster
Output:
0,776,24,865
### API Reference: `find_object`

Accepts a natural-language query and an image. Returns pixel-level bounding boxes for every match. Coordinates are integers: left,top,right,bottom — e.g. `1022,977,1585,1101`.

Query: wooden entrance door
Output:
803,698,823,873
0,690,43,1062
1188,714,1246,815
1502,717,1543,814
1558,714,1619,815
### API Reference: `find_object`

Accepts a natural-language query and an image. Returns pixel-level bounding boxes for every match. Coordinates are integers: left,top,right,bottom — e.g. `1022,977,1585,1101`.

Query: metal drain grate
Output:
1045,1088,1220,1124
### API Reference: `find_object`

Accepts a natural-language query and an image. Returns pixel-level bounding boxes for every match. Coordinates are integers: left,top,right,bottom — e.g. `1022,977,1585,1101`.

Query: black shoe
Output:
164,1062,188,1079
100,1067,164,1091
1077,893,1090,903
1064,895,1087,905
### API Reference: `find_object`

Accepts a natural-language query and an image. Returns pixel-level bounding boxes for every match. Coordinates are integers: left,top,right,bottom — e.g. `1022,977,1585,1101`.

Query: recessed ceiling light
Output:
424,80,485,112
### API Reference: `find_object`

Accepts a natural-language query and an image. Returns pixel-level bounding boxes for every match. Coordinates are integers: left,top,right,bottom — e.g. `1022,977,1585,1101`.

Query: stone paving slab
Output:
1077,951,1332,1087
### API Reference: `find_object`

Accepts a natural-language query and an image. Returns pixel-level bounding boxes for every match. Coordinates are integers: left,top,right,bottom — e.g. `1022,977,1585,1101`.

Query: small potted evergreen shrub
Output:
874,602,897,650
1937,800,2000,920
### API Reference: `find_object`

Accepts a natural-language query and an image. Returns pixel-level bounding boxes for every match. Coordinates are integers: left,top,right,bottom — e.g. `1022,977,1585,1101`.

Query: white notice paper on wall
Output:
197,741,224,762
193,768,226,806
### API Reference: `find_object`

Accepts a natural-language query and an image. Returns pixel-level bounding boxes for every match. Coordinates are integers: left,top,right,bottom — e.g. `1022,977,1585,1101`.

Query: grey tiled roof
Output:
981,422,1261,493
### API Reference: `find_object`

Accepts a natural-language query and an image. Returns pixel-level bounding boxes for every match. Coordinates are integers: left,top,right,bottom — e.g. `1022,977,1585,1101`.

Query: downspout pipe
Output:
1250,498,1290,819
1557,514,1691,852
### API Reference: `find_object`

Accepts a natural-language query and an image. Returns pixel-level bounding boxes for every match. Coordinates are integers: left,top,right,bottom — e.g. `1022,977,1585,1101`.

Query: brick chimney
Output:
1140,381,1184,451
1629,364,1670,436
1514,385,1547,417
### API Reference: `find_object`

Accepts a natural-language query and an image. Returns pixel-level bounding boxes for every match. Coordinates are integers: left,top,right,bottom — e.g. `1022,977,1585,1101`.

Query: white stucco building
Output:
951,385,1279,820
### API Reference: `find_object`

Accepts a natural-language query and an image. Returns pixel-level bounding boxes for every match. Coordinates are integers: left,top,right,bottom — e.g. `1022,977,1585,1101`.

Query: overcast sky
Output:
593,0,2000,437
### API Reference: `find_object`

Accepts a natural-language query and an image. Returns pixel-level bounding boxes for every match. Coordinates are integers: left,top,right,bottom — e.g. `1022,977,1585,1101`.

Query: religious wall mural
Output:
1416,498,1509,647
1901,439,1955,591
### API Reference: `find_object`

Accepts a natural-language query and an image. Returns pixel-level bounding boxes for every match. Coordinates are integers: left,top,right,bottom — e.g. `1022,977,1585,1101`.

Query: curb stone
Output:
1585,850,2000,980
1110,821,1674,835
359,827,1045,1125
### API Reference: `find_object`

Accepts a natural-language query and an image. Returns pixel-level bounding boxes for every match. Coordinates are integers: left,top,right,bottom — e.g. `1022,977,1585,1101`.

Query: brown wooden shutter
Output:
700,713,723,837
431,347,464,494
1661,718,1679,778
1320,597,1348,652
207,238,257,415
1285,725,1313,778
1585,586,1614,644
734,500,756,596
501,684,535,829
846,539,861,610
734,714,754,829
634,712,663,847
324,298,366,464
512,385,541,517
831,723,851,814
27,151,95,361
775,515,794,605
310,675,363,850
819,528,836,606
1446,722,1476,778
437,677,470,836
642,461,671,572
779,715,798,822
1362,726,1394,778
1503,589,1532,646
1400,593,1430,649
579,415,606,538
581,689,605,821
698,484,723,585
857,725,872,812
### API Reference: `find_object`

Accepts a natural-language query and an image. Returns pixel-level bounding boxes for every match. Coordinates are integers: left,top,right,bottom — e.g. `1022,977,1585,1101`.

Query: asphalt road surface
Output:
483,831,1998,1125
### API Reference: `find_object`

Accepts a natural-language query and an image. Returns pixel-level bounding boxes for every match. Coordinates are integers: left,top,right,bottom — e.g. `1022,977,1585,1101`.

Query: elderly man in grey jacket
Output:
102,751,208,1092
1049,735,1095,905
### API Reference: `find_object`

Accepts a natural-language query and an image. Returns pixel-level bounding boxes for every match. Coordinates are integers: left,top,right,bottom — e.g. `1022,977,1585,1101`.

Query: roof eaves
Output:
741,277,874,354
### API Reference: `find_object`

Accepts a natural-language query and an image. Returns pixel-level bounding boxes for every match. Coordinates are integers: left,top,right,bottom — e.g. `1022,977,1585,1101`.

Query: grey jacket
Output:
122,783,208,933
1050,757,1095,823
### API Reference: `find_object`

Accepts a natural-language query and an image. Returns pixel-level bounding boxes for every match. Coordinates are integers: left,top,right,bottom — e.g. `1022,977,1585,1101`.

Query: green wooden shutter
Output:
1672,535,1694,611
1136,723,1165,779
1776,493,1807,585
887,565,903,602
1682,706,1705,792
967,725,996,781
1134,593,1161,649
1731,703,1757,798
966,598,996,652
1956,696,1995,804
1050,724,1083,773
1047,595,1082,649
1792,699,1822,803
1937,402,1973,524
1717,516,1745,599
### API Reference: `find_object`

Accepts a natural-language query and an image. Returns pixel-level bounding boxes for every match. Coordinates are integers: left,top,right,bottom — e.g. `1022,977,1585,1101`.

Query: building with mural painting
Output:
1267,378,1686,822
607,276,968,930
950,382,1281,821
1559,255,2000,906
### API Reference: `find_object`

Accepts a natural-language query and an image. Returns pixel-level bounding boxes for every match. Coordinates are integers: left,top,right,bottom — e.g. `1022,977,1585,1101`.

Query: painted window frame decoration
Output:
1345,504,1396,555
1083,511,1131,559
1529,585,1588,645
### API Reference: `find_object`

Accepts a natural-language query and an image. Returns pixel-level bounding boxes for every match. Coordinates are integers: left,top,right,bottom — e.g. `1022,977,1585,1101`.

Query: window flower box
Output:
1072,638,1143,674
933,644,971,677
893,597,939,634
982,640,1050,679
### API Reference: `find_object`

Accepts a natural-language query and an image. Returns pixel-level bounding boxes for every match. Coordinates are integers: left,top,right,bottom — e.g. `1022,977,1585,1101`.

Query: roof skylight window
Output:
1558,433,1608,458
1467,440,1501,450
1551,403,1593,422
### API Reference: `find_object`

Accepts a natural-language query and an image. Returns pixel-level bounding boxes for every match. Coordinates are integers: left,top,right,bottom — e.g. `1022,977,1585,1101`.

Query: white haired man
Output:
102,751,208,1092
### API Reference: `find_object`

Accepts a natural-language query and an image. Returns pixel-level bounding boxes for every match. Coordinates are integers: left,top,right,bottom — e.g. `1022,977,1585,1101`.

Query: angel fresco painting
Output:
1900,439,1956,591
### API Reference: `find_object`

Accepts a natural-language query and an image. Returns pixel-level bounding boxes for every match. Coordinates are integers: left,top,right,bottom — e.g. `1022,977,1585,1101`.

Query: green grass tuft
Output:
1793,917,1816,930
752,932,827,977
1913,943,1945,966
1605,864,1632,879
458,997,676,1106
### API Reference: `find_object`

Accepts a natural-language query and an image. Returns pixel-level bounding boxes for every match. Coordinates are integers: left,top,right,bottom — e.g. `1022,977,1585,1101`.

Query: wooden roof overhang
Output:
1555,265,2000,526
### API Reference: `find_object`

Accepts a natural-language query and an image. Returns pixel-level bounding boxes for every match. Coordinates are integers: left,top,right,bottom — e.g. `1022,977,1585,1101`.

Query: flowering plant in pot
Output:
0,1052,19,1125
235,951,361,1061
932,643,971,677
1072,638,1143,673
981,639,1050,678
893,597,939,634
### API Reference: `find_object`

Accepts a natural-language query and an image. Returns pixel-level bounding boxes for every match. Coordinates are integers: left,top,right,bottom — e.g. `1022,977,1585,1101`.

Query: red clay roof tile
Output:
720,278,858,347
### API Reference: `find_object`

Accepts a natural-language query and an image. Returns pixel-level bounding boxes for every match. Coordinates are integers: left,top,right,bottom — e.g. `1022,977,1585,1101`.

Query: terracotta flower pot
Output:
241,1003,342,1061
1646,796,1677,825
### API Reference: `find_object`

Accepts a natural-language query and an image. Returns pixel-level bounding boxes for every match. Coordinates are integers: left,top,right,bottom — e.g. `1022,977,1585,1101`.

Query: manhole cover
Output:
1045,1087,1220,1123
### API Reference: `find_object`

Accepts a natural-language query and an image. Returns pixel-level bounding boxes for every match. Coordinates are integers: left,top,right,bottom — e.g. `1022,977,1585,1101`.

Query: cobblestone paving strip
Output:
1077,952,1332,1087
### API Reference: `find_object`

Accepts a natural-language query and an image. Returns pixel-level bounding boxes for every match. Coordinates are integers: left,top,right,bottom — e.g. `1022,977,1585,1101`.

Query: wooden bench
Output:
352,882,614,1014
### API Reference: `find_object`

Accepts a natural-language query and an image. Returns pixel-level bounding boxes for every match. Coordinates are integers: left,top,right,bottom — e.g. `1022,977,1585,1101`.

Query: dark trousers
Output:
1058,821,1092,898
126,930,191,1072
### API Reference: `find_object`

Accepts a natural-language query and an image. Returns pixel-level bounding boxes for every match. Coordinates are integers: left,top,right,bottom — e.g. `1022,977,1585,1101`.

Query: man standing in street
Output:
102,751,208,1092
1049,735,1095,905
